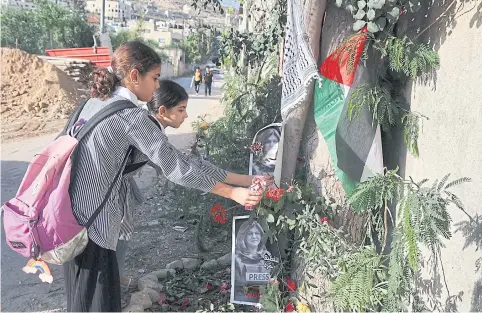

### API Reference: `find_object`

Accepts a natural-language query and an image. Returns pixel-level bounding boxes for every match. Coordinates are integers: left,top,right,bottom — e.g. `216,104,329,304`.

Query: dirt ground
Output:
1,76,242,312
121,171,242,312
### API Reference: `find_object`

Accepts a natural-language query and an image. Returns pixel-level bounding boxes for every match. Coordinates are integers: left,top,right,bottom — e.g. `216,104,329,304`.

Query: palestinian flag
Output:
313,28,383,194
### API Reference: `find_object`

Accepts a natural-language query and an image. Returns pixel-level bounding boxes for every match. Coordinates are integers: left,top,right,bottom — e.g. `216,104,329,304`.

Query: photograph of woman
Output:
231,217,279,305
250,124,282,176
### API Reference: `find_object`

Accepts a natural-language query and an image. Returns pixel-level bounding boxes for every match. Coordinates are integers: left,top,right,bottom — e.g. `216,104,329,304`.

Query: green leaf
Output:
445,177,471,189
353,20,367,31
367,9,376,21
267,214,275,223
354,9,366,19
357,0,367,8
409,0,421,12
367,21,380,33
387,6,400,18
368,0,385,9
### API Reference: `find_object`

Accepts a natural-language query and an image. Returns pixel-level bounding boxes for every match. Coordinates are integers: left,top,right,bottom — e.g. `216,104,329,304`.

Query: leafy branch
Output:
347,35,438,157
334,0,423,33
348,171,471,311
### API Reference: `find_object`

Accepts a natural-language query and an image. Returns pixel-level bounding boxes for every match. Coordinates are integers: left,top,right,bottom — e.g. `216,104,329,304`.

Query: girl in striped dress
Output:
116,79,257,302
64,41,263,312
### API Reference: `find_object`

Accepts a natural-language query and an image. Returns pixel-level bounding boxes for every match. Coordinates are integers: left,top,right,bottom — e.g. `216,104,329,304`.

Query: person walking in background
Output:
190,67,202,95
203,66,214,96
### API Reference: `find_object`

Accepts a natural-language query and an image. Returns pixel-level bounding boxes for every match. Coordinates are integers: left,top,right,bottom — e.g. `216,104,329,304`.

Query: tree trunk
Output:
281,3,370,310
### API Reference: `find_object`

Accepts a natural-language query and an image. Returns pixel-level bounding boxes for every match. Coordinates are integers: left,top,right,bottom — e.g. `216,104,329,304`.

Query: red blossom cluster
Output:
320,217,334,227
266,188,285,202
210,204,227,224
285,301,295,312
220,282,230,294
245,175,270,210
284,277,296,292
248,142,263,153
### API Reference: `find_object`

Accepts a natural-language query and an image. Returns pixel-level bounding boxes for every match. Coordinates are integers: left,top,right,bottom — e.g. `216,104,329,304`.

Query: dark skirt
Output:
63,240,121,312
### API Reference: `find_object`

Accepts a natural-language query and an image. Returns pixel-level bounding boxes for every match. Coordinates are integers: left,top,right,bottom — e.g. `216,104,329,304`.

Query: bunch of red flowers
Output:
250,175,269,195
245,175,269,210
210,204,227,224
248,142,263,153
266,187,285,202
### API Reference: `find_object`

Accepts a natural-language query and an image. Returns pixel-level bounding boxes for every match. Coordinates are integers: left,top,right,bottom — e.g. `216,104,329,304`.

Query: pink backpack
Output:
2,100,136,265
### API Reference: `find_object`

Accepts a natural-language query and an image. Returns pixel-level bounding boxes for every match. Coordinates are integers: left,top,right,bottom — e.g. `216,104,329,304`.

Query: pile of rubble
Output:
1,48,85,123
124,253,232,312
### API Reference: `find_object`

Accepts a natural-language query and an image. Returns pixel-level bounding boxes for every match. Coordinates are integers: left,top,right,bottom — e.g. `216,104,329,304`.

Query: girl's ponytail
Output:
89,67,121,100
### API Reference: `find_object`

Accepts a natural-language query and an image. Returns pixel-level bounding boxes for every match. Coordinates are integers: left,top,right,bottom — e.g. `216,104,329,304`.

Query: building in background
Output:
1,0,76,10
85,0,133,20
0,0,36,10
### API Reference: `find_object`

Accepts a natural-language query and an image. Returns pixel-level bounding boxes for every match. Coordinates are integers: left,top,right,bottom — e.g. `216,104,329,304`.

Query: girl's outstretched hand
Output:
230,187,263,207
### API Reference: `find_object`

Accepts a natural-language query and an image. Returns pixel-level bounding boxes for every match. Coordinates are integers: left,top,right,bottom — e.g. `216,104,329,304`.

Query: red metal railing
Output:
45,47,111,68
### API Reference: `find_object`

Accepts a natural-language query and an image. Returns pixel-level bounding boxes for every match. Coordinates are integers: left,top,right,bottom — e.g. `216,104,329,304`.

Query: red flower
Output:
245,175,270,210
249,142,263,153
220,282,230,294
285,301,295,312
401,6,407,15
205,283,214,291
178,299,190,311
285,277,296,292
210,204,228,224
320,217,334,227
250,175,269,195
266,188,285,202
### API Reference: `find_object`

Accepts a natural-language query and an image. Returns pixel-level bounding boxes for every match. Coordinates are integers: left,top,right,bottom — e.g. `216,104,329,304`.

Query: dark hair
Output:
206,66,210,69
90,41,161,100
147,79,189,113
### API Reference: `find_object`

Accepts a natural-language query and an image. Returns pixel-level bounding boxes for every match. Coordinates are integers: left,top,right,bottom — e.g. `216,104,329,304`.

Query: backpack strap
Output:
56,99,90,139
67,99,137,229
122,115,162,175
85,146,134,229
74,99,137,141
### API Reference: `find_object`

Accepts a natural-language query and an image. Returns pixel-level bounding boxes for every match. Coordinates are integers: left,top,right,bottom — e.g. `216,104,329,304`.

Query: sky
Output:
220,0,240,9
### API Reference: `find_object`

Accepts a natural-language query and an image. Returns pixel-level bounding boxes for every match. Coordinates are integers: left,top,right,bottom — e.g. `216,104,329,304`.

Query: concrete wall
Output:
396,1,482,311
160,61,174,78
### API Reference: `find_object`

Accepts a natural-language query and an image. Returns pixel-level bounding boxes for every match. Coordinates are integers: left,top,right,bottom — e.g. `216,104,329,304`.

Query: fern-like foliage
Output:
402,112,428,158
385,227,414,311
380,36,440,80
348,83,400,134
347,36,439,157
348,168,403,213
384,174,471,310
331,247,387,312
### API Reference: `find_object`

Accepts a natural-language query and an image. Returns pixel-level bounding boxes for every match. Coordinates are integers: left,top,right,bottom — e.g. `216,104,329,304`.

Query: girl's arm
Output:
125,111,261,206
225,172,252,187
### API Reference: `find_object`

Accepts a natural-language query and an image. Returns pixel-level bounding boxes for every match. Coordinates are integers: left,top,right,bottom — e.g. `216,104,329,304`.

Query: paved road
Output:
0,75,224,312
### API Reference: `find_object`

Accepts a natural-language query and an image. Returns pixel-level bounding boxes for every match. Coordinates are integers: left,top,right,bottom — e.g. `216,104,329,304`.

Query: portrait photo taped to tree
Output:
230,216,280,306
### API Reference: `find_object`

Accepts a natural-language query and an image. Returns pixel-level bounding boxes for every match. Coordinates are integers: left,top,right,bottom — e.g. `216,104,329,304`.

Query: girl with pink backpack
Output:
4,41,263,312
64,41,264,312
